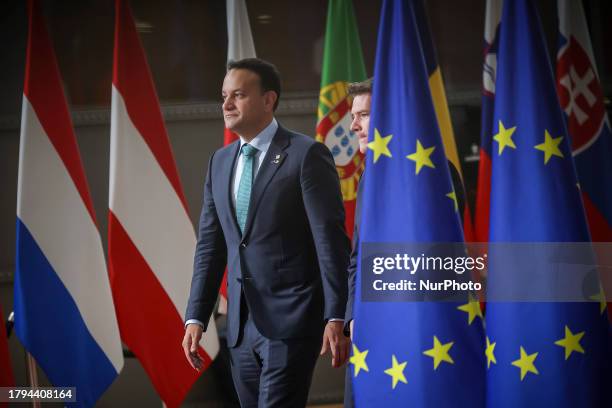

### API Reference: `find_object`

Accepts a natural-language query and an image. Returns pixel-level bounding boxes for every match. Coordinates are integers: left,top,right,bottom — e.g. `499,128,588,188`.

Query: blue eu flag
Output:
485,0,610,406
351,0,485,406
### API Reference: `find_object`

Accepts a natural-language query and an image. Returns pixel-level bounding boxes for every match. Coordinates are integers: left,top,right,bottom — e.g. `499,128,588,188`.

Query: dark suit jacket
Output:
344,172,364,331
186,125,350,347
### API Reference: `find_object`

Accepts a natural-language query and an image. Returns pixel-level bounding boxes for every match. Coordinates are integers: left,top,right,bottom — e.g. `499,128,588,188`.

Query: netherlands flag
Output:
14,0,124,406
109,1,219,406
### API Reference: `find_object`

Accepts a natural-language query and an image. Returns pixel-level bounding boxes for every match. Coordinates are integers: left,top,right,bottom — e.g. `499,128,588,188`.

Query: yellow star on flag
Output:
384,355,407,389
457,294,483,325
534,130,564,164
349,344,369,377
423,336,454,369
589,285,607,315
493,120,517,155
446,191,459,212
511,346,539,381
368,128,393,163
554,325,585,360
406,139,436,174
485,337,497,369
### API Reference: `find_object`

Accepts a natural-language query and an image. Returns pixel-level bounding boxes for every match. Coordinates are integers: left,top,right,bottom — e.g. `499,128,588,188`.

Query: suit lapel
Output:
241,127,289,240
223,141,242,237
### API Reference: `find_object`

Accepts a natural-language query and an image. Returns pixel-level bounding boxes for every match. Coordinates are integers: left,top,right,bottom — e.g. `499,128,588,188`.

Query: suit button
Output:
240,243,247,248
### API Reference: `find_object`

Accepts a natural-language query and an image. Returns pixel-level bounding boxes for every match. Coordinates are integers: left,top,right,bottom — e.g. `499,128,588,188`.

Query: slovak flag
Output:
14,0,123,406
556,0,612,241
556,0,612,319
109,1,219,407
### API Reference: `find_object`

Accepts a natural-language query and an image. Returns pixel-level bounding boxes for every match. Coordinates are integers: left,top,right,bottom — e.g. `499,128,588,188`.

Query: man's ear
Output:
263,90,278,112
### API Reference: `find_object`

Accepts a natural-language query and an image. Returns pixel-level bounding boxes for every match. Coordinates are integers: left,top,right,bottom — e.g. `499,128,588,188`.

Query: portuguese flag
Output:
317,0,367,237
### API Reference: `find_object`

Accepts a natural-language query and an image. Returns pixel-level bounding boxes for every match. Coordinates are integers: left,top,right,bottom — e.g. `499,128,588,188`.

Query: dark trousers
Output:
228,300,322,407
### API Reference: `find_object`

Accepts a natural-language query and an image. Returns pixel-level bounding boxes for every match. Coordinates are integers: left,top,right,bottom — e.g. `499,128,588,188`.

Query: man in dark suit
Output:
182,58,351,407
344,78,372,408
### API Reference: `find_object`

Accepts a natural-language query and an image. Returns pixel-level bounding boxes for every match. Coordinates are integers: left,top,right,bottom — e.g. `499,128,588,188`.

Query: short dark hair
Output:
348,77,373,97
227,58,281,111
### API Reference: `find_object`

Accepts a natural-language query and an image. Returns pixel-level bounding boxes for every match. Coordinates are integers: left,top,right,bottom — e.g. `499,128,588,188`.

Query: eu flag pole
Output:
485,0,610,406
350,0,485,406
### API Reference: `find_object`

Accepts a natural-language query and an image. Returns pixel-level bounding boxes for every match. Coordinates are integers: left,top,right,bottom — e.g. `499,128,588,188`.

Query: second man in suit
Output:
344,78,372,408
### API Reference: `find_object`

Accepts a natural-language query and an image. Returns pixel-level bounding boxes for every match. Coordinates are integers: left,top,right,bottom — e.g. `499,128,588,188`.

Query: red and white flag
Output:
109,1,218,406
226,0,256,70
218,0,257,314
224,0,256,147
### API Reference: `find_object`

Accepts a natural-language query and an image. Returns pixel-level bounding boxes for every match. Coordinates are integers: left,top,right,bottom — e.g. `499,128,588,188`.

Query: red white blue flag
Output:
14,1,123,406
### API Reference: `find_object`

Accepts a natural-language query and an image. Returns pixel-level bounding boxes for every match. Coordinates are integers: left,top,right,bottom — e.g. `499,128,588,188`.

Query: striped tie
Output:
236,143,258,233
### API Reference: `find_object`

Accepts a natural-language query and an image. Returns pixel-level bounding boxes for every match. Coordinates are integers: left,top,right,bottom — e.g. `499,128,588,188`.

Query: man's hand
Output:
182,324,204,371
320,320,349,368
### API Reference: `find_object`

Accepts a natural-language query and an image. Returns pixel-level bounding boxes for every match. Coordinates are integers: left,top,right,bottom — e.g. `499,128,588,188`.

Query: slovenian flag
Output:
474,0,502,243
14,0,123,406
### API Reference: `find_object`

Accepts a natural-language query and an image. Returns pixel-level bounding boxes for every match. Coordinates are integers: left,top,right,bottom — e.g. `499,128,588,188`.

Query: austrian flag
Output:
109,1,218,406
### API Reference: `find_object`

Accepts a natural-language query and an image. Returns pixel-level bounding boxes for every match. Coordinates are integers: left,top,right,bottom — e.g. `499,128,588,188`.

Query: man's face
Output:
350,93,371,154
222,68,275,137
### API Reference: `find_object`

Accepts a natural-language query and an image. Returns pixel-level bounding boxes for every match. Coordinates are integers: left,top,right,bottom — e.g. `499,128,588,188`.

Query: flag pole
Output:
24,352,40,408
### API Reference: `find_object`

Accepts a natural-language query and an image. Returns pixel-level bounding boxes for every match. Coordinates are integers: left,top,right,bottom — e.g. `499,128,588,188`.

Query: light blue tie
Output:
236,144,258,233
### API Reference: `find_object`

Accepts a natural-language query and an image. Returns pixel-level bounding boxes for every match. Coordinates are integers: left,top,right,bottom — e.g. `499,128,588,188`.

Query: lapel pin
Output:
272,154,281,164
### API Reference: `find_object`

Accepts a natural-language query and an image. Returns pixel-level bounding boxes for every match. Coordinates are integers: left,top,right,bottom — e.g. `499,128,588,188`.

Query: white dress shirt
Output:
231,118,278,205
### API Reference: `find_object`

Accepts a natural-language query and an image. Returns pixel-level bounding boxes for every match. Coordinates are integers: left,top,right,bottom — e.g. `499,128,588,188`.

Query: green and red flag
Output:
317,0,367,237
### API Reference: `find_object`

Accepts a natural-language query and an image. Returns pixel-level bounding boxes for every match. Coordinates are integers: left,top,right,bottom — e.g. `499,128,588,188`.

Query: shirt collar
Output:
238,118,278,155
